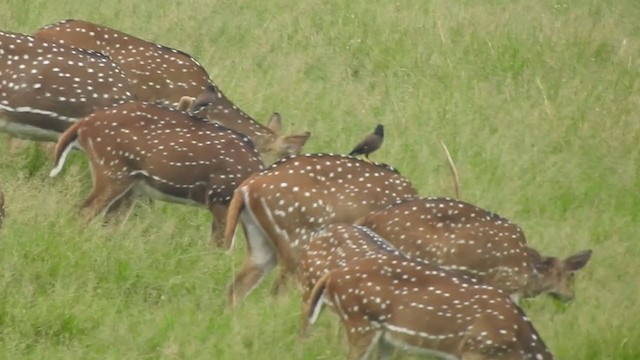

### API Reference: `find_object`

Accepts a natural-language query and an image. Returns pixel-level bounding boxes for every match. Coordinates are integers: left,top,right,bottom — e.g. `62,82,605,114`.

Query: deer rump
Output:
51,102,263,213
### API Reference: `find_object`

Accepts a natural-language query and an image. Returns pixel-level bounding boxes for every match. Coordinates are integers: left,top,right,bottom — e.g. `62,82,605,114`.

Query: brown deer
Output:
355,197,592,302
34,20,311,163
223,154,418,305
181,85,311,164
304,256,555,360
0,30,133,142
49,101,264,245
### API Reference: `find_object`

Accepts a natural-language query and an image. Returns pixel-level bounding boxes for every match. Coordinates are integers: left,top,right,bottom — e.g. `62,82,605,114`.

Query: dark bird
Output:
349,124,384,160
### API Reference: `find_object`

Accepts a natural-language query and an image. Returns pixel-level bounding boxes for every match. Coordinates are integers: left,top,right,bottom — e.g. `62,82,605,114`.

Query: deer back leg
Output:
209,202,228,247
81,177,136,220
227,208,277,306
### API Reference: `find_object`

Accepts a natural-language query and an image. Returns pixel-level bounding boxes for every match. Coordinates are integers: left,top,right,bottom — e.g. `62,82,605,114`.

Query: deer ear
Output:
564,250,592,272
266,113,282,133
177,96,194,112
283,131,311,154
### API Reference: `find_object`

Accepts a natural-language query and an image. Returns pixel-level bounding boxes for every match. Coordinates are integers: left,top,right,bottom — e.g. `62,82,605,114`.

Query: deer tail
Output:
50,120,85,177
302,272,332,337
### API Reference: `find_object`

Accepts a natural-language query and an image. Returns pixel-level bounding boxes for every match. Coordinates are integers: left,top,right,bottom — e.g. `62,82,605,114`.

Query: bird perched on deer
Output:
349,124,384,160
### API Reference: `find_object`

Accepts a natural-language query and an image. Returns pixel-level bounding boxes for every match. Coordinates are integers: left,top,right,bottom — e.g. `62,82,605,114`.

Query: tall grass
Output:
1,0,639,358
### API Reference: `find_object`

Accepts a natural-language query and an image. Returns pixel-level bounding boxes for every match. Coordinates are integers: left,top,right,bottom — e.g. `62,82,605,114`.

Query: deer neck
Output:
522,247,550,299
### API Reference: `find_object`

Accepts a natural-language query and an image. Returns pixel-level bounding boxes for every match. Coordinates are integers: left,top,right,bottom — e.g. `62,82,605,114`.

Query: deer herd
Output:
0,19,592,359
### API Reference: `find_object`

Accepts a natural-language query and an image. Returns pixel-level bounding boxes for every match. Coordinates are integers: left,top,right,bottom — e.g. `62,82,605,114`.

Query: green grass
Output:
1,0,639,358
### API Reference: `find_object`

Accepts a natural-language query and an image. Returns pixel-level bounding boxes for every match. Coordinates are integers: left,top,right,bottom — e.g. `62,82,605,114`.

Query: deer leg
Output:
81,178,135,220
227,218,277,306
346,329,383,360
209,202,228,247
227,252,277,307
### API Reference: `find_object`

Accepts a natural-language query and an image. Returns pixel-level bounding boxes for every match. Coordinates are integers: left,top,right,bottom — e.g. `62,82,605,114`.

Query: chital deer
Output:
181,85,311,164
0,30,133,142
223,154,418,305
49,101,264,245
355,197,592,302
304,256,555,360
34,20,311,163
34,19,210,107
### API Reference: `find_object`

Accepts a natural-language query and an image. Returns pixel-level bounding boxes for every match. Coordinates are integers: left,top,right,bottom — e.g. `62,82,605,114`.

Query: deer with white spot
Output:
355,197,592,302
223,154,418,306
0,30,133,142
49,101,264,245
304,254,555,360
34,20,311,163
180,85,311,164
300,224,554,359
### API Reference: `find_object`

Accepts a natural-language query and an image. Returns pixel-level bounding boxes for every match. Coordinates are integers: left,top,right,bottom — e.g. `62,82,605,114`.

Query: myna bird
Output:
349,124,384,160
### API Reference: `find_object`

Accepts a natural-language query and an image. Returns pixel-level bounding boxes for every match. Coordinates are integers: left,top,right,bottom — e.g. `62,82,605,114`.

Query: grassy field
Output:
1,0,639,358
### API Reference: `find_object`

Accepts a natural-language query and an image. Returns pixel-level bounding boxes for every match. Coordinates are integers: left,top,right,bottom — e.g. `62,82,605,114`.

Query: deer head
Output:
223,154,418,306
183,85,311,164
33,19,211,108
49,101,264,245
303,256,555,360
355,197,593,302
0,30,134,142
527,249,593,302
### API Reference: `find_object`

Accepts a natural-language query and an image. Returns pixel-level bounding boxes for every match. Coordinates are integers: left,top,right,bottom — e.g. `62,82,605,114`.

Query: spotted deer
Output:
49,101,264,244
34,20,311,163
355,197,592,302
304,256,555,360
223,154,418,305
181,85,311,164
0,30,133,142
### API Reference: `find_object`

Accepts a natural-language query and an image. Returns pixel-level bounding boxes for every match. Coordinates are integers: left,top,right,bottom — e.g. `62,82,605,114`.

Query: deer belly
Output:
134,179,205,208
381,326,460,360
0,110,73,141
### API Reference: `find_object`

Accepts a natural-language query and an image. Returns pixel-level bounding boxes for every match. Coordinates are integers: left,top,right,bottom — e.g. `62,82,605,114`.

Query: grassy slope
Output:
1,0,639,358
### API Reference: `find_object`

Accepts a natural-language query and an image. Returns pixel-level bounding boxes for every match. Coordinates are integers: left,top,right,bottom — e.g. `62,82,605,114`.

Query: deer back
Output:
34,19,211,107
299,223,406,303
0,30,133,141
356,197,534,296
228,154,418,250
63,101,263,206
306,256,554,360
